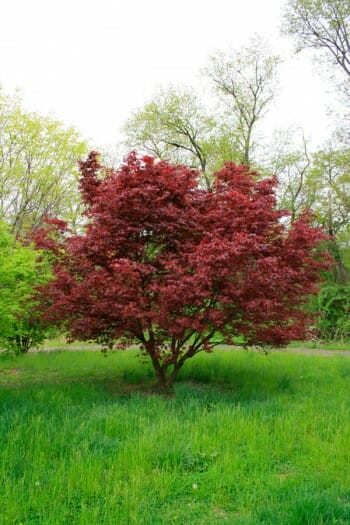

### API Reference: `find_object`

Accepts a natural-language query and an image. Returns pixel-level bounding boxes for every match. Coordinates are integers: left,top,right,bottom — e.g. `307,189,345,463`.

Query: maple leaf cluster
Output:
36,151,330,386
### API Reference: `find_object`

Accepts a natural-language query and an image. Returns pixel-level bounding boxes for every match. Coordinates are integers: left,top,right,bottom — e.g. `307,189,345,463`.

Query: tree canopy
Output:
0,88,87,235
204,36,280,165
123,86,216,190
123,37,280,177
37,152,330,388
283,0,350,78
283,0,350,103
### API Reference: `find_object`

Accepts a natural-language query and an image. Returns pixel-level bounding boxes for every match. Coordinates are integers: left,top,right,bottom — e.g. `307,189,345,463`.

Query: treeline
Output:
0,89,87,235
0,0,349,352
0,90,87,353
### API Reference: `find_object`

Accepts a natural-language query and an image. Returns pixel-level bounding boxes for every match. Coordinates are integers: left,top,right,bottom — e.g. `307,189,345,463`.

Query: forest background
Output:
0,0,349,350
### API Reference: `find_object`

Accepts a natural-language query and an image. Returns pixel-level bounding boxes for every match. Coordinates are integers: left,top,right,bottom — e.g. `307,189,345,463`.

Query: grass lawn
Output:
1,348,350,524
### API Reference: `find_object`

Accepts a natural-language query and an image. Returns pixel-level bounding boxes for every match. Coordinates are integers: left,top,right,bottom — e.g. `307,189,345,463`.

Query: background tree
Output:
281,1,350,339
0,222,52,354
308,142,350,285
0,88,87,235
268,129,350,340
203,36,280,165
37,152,329,389
123,86,217,190
269,129,314,222
270,131,349,273
283,0,350,77
123,37,280,183
282,0,350,102
310,145,350,236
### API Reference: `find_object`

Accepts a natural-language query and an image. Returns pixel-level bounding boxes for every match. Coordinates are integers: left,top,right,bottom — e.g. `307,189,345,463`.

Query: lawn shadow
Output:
175,350,297,401
0,348,305,407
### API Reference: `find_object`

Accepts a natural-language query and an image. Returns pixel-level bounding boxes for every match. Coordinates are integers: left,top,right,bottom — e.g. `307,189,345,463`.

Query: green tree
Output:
0,88,87,235
0,222,52,354
283,0,350,78
308,142,350,283
269,130,349,248
283,0,350,102
310,144,350,236
269,129,315,222
123,86,217,190
269,131,350,340
203,36,280,165
123,38,280,182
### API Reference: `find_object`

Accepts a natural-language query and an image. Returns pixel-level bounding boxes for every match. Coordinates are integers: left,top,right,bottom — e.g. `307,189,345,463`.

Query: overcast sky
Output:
0,0,335,153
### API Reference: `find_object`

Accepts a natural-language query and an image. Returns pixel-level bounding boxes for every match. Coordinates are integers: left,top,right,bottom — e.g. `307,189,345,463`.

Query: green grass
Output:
1,349,350,524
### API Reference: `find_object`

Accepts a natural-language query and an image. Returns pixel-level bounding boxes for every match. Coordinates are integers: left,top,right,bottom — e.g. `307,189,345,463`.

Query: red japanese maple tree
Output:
37,151,330,388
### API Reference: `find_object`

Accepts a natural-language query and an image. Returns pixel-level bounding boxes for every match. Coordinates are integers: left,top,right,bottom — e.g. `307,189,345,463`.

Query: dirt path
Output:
280,347,350,357
33,344,350,357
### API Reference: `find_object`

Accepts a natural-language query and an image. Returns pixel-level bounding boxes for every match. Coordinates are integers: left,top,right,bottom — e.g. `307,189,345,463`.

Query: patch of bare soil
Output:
32,344,100,352
282,347,350,357
19,344,350,357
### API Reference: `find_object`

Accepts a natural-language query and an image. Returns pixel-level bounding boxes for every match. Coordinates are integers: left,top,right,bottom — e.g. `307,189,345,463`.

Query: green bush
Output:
0,222,52,354
312,282,350,341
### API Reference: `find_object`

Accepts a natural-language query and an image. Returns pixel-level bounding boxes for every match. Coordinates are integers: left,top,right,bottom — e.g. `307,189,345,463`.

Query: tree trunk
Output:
150,356,182,392
147,339,199,391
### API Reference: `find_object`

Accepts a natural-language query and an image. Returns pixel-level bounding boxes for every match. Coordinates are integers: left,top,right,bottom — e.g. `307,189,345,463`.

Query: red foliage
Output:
37,152,331,387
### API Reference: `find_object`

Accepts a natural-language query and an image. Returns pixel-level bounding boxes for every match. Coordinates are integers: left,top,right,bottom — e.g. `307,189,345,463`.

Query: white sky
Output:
0,0,336,153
